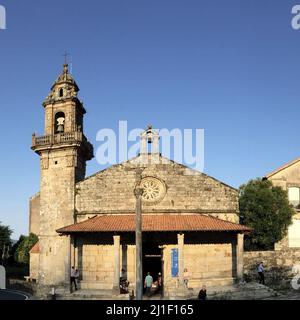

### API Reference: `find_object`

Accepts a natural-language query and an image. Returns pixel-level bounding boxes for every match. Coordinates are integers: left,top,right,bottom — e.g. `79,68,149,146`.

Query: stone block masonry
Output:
244,249,300,289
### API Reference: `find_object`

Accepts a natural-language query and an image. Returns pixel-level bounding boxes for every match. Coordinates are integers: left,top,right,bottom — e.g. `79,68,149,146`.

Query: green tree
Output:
12,235,26,262
0,222,12,264
15,233,38,264
0,222,12,247
239,179,294,250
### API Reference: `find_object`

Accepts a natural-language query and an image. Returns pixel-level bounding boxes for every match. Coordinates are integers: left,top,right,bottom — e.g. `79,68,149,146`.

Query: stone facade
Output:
75,157,239,222
266,159,300,249
29,252,39,281
29,193,40,236
164,242,235,291
72,237,136,291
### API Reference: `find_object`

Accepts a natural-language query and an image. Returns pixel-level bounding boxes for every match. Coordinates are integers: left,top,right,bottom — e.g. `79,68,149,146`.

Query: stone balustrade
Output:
32,131,87,148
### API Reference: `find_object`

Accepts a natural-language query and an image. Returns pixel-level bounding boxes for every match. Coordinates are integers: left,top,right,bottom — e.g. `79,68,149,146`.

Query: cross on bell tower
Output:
63,52,71,65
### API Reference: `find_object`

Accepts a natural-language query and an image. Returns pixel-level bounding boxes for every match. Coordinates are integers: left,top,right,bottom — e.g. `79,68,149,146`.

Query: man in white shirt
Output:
70,266,78,292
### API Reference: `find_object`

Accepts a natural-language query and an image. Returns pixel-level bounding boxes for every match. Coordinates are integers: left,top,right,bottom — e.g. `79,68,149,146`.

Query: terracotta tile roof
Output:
29,242,40,254
265,157,300,179
57,215,251,234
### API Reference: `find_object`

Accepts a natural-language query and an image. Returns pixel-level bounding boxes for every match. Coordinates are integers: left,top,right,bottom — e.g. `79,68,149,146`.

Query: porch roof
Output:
56,214,251,234
29,242,40,254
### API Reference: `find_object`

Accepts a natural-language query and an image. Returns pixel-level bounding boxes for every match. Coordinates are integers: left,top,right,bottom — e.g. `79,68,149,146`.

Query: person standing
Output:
198,285,207,300
258,262,265,285
144,272,153,297
157,272,162,294
120,268,129,294
70,266,77,292
183,268,189,287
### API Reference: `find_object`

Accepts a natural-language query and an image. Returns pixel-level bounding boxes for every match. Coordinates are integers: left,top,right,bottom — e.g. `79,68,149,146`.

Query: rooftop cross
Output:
63,52,71,65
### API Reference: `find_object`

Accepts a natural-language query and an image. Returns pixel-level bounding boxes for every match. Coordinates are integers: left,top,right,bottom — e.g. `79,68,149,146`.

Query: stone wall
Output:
81,244,114,289
244,249,300,288
80,244,134,290
29,253,39,281
29,193,40,235
76,157,239,223
73,236,136,290
266,160,300,191
38,145,85,287
163,243,235,293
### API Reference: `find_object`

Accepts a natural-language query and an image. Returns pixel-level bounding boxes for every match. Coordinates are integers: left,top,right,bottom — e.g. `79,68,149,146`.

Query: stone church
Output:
29,63,250,298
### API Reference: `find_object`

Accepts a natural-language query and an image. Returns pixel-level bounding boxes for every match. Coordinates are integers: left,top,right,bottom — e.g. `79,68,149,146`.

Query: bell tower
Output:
32,64,93,293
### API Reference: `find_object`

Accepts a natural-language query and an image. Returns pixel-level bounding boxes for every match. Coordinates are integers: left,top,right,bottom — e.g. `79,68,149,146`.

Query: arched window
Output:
59,88,64,97
55,112,65,134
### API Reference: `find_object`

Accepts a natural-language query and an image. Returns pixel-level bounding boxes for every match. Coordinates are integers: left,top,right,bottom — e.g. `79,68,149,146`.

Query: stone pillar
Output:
71,237,76,268
140,136,148,154
65,236,72,293
237,233,244,282
140,136,148,165
77,241,83,281
177,233,184,285
134,187,144,300
152,135,160,164
113,235,121,293
122,245,128,279
152,136,160,154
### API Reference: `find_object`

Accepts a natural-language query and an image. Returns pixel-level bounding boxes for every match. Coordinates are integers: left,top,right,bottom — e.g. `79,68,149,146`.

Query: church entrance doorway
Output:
142,241,163,297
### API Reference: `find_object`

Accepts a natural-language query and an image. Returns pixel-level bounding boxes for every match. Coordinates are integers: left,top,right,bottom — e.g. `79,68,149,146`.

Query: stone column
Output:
140,137,148,165
77,241,83,281
152,136,160,154
65,236,72,293
236,233,244,282
113,235,121,293
177,233,185,285
134,187,144,300
71,237,76,268
140,136,148,155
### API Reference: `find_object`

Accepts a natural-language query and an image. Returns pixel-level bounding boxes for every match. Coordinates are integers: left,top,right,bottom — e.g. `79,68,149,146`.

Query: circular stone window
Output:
141,177,166,204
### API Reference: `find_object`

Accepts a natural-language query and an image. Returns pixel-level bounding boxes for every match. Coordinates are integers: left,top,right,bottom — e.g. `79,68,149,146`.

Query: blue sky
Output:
1,0,300,238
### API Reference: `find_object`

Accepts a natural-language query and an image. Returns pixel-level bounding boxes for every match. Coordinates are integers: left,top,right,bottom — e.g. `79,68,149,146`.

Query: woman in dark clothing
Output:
198,285,207,300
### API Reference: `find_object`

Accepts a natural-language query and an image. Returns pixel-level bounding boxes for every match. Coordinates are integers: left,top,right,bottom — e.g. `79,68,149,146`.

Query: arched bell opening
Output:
59,88,64,98
55,112,65,134
140,125,160,155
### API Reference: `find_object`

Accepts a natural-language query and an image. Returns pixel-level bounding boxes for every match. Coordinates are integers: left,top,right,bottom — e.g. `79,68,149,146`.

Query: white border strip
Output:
0,289,30,300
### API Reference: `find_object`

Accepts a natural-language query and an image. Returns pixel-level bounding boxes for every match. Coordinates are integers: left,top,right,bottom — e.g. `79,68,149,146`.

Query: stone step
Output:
58,296,130,300
188,283,280,300
59,289,130,300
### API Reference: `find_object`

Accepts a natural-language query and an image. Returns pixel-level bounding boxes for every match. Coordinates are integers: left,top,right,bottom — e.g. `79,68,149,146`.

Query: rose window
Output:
141,177,166,203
